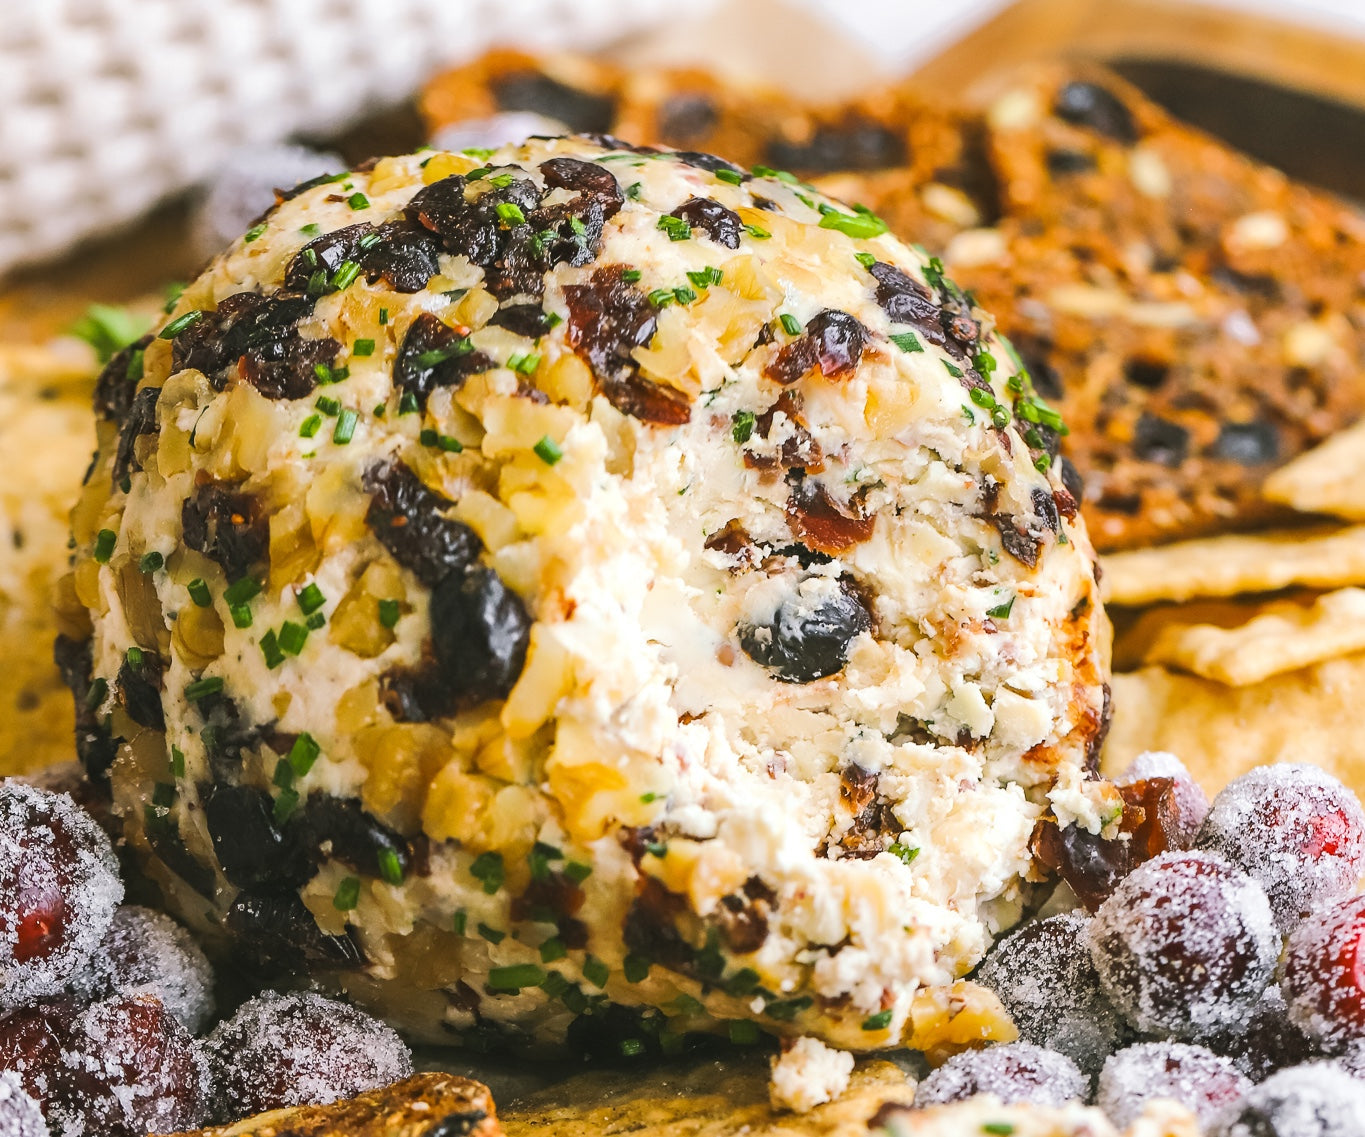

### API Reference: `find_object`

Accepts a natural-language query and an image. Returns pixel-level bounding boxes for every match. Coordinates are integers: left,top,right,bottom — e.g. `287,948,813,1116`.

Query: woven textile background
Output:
0,0,684,276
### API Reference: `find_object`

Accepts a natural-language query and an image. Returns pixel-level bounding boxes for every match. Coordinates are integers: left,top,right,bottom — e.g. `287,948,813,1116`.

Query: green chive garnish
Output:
288,732,320,776
159,311,203,339
889,332,923,353
259,627,282,665
488,964,546,991
93,529,116,563
223,577,260,607
334,877,361,910
184,676,223,701
332,409,358,444
715,168,743,185
296,583,325,615
583,956,609,988
818,206,889,239
470,851,505,894
352,338,375,357
861,1009,894,1031
378,599,400,628
534,436,563,465
138,551,163,573
495,202,525,226
187,578,212,607
377,847,404,885
278,621,308,655
347,192,369,210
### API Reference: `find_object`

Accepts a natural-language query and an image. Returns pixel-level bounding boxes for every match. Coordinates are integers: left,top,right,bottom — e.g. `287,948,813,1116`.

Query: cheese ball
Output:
58,136,1112,1053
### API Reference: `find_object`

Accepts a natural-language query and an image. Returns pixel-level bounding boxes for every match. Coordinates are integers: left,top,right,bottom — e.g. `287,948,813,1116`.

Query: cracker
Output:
1102,656,1365,795
1101,525,1365,606
1139,588,1365,686
1262,418,1365,521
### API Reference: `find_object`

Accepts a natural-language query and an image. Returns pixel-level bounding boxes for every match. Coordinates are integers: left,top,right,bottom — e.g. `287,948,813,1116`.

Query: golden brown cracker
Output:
1262,418,1365,521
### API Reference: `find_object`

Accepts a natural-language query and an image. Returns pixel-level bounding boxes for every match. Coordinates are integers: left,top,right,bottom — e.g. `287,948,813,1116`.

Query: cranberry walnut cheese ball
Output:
56,136,1111,1053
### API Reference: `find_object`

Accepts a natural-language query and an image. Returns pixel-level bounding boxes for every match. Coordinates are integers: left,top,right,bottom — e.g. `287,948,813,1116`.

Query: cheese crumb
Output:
769,1037,856,1113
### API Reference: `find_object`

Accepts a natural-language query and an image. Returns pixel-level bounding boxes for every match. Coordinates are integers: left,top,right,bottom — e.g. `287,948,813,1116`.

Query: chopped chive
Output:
125,349,144,382
477,922,505,944
314,363,349,384
298,413,321,441
969,387,996,409
260,630,284,669
534,435,563,465
715,168,743,185
779,313,802,337
728,1021,761,1045
495,202,526,225
347,192,369,210
540,971,571,999
564,861,592,883
306,269,329,296
332,409,358,444
731,410,755,444
93,529,116,563
544,312,563,328
862,1009,894,1031
942,359,964,378
527,841,562,882
398,390,419,415
639,792,658,803
888,842,920,865
85,677,108,710
982,1124,1015,1136
625,181,643,200
377,847,404,885
672,992,706,1015
170,746,186,779
539,937,567,963
125,646,144,668
623,954,650,983
419,429,463,452
724,967,761,996
742,223,770,239
818,207,889,239
621,268,642,284
315,396,340,416
184,676,224,702
619,1038,646,1058
1034,453,1052,472
413,340,472,368
229,604,253,629
686,266,722,289
855,252,877,269
159,311,203,339
331,261,361,290
890,332,923,353
299,223,321,237
583,956,609,988
352,338,375,356
470,851,505,894
657,214,691,241
991,406,1010,430
187,578,212,607
244,222,267,243
974,350,997,373
223,577,260,607
465,166,490,180
378,598,401,628
488,964,546,991
272,757,294,790
296,583,326,616
487,173,514,189
453,909,467,935
379,308,389,325
647,287,677,308
507,352,540,375
764,996,813,1021
278,621,309,655
138,551,163,573
288,732,321,776
461,146,496,158
672,285,697,305
333,877,361,910
305,611,325,630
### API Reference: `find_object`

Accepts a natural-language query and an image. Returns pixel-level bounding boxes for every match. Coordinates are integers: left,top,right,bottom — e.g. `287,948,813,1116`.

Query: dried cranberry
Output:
53,636,119,786
1196,764,1365,933
1098,1042,1250,1127
787,479,875,553
1117,751,1209,850
206,991,411,1122
427,566,532,707
115,650,163,731
672,150,745,176
488,303,555,338
990,513,1042,569
743,392,822,472
1211,1065,1365,1137
1054,80,1139,144
287,795,412,881
669,197,741,249
765,309,868,385
489,71,615,134
225,891,364,976
765,118,905,173
1282,894,1365,1050
0,783,122,1003
284,223,372,294
913,1042,1088,1108
393,313,493,409
203,785,309,892
539,157,623,217
110,384,159,490
1090,851,1278,1039
976,913,1122,1075
362,461,482,588
1132,412,1190,467
738,576,870,683
181,480,268,582
63,994,210,1137
93,335,154,424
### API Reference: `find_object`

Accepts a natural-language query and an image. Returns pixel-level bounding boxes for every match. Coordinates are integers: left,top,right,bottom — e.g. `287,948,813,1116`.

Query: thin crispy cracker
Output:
1102,656,1365,794
1140,588,1365,686
1262,418,1365,521
1101,525,1365,606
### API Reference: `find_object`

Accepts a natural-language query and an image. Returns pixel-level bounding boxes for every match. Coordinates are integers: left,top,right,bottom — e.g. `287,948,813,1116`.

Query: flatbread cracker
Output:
1101,525,1365,606
1140,588,1365,686
1262,418,1365,521
1102,655,1365,794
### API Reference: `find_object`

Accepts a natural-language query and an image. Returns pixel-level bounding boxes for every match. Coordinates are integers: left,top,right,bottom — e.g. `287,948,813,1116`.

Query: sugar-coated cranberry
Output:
0,999,79,1115
975,913,1122,1076
1098,1042,1250,1126
1196,764,1365,933
913,1042,1087,1108
1210,1064,1365,1137
1205,986,1317,1082
205,991,412,1122
1117,751,1209,849
1282,893,1365,1051
1090,851,1278,1039
0,782,122,1005
0,1070,45,1137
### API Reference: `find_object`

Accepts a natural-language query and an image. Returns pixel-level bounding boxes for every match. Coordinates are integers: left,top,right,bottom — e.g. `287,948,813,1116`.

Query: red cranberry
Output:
1098,1042,1250,1126
975,913,1121,1076
0,998,80,1115
913,1042,1087,1108
1197,764,1365,933
1282,893,1365,1050
1090,851,1278,1039
205,991,412,1122
0,782,122,1003
1205,986,1317,1082
1210,1064,1365,1136
0,1071,45,1137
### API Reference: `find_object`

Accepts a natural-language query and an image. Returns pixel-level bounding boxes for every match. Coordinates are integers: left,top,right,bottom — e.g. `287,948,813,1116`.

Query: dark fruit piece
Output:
975,912,1121,1076
1097,1042,1250,1126
62,994,210,1137
1211,1064,1365,1137
1090,851,1278,1039
787,479,875,555
288,796,412,882
669,197,741,249
765,118,905,173
1205,986,1317,1082
1196,763,1365,933
867,261,944,344
563,266,670,424
70,906,215,1033
1053,80,1139,144
116,649,164,731
110,384,160,490
0,999,80,1114
1132,413,1189,467
1213,420,1280,466
0,782,122,1004
181,480,269,583
764,308,868,385
0,1070,45,1137
658,95,719,144
1282,893,1365,1051
738,577,870,683
1117,751,1209,849
489,71,615,134
538,157,623,218
52,636,119,787
488,302,554,338
224,891,364,976
362,461,482,588
428,566,532,706
392,312,493,409
203,784,309,892
913,1041,1087,1108
94,334,154,424
205,991,412,1122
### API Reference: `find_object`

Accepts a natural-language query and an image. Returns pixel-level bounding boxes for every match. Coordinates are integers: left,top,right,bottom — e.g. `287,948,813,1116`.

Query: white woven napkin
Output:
0,0,687,276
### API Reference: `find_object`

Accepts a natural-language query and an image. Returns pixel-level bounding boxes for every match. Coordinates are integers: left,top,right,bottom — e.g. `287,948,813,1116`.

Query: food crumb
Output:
769,1036,855,1113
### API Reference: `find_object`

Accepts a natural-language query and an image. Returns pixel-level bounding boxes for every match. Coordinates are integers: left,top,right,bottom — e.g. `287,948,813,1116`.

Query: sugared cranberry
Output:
70,906,215,1033
1197,764,1365,934
1210,1064,1365,1137
1282,893,1365,1050
205,991,412,1122
1098,1042,1250,1126
0,782,122,1004
1117,751,1209,849
1205,986,1317,1082
0,1070,45,1137
1090,851,1278,1039
62,994,210,1137
0,998,80,1115
913,1042,1087,1108
975,913,1122,1076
